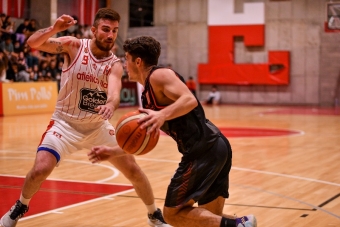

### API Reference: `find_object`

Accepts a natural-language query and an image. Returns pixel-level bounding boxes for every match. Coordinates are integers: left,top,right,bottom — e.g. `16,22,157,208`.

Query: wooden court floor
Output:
0,104,339,227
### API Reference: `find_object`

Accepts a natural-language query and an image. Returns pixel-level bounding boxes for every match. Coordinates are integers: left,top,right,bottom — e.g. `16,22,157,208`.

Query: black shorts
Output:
164,134,232,207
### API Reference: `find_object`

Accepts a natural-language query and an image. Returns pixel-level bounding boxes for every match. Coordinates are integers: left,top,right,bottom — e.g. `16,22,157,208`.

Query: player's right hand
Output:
53,15,77,32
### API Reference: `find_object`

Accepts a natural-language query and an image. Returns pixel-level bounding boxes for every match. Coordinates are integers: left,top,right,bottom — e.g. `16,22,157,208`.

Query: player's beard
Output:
95,39,115,52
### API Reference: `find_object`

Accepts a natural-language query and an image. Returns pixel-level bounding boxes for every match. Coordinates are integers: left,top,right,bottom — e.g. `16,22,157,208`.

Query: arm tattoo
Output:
56,45,63,53
49,40,63,53
38,28,50,34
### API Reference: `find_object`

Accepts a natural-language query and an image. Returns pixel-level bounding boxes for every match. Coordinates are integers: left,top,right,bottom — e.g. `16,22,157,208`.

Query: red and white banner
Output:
198,0,290,85
0,0,25,18
78,0,98,26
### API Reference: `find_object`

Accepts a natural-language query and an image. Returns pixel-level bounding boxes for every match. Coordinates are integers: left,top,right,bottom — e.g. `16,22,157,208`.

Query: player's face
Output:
125,53,140,82
92,19,118,52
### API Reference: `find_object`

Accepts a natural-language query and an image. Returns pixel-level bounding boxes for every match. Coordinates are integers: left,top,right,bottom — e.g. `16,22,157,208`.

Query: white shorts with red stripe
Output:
37,117,117,165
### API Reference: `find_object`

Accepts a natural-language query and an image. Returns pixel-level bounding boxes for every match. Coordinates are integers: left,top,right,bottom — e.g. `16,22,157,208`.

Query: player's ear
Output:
135,57,141,66
91,26,96,35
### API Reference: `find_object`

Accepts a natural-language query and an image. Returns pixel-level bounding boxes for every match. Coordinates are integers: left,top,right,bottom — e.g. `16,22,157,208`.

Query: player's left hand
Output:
88,145,112,164
95,103,115,120
88,145,127,164
138,108,165,137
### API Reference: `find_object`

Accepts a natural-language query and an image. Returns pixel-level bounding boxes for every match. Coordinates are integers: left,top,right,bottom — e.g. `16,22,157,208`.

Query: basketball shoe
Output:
0,200,29,227
236,214,257,227
147,208,172,227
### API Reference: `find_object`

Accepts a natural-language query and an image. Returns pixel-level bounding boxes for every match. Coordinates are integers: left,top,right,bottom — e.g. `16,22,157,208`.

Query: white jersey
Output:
52,39,120,124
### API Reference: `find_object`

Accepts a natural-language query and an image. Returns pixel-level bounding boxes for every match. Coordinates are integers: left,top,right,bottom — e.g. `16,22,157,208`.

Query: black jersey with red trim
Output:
141,66,221,160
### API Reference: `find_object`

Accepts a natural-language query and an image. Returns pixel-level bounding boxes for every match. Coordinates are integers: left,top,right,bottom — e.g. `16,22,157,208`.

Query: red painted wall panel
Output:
198,25,290,85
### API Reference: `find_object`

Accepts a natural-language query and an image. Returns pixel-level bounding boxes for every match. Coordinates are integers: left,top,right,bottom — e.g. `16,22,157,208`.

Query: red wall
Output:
198,25,290,85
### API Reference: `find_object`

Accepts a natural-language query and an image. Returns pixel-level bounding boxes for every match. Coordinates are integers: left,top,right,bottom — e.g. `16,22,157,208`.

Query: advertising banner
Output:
120,82,138,107
1,82,58,116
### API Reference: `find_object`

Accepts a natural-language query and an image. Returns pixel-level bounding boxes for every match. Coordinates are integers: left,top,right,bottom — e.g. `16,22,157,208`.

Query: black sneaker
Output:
0,200,29,227
147,208,172,227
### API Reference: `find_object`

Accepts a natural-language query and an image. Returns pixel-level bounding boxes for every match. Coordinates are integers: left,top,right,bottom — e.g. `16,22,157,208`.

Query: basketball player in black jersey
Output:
88,36,257,227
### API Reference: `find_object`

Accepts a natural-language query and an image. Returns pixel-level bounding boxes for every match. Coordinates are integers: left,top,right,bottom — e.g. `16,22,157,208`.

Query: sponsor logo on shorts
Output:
78,88,107,114
53,131,62,139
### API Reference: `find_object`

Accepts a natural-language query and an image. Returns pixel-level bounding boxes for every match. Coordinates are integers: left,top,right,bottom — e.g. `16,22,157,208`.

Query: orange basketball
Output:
115,110,160,155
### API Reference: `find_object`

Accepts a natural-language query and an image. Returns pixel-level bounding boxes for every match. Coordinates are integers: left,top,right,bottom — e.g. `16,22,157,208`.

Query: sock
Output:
220,217,236,227
19,194,31,206
146,203,157,214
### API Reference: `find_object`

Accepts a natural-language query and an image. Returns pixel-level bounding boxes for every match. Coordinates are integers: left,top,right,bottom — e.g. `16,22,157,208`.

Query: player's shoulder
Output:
150,67,178,85
152,67,174,76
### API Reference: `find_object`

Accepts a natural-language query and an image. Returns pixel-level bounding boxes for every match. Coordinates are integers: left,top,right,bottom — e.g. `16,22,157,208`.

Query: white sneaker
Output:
236,214,257,227
147,208,172,227
0,200,29,227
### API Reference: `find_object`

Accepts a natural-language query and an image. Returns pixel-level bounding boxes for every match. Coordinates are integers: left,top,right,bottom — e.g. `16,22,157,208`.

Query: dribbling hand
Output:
137,108,164,137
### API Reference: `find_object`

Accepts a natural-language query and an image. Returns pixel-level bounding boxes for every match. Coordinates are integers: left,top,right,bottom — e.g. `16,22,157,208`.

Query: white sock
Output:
19,194,31,206
146,203,157,214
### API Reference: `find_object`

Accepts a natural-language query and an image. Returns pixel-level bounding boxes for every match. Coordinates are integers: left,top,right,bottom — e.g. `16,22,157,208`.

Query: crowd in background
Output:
0,12,219,105
0,13,101,88
1,13,50,83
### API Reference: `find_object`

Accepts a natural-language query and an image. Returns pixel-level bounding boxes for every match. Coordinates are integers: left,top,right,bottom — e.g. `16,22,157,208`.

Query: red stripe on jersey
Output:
148,85,167,110
62,40,84,73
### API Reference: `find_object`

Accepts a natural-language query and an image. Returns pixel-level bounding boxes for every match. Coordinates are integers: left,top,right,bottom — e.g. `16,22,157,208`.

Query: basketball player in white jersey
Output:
0,8,170,227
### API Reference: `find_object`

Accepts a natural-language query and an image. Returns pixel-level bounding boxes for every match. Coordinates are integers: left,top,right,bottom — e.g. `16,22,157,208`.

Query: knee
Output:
28,165,53,183
115,158,143,180
123,165,142,180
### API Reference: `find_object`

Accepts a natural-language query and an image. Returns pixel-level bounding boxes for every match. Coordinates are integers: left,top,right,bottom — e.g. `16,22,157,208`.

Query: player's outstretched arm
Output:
95,61,123,120
27,14,78,54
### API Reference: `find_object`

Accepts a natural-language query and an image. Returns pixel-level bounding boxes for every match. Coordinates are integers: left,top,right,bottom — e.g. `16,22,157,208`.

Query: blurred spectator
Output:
186,76,197,96
28,68,36,81
29,64,40,81
6,62,29,82
39,60,49,77
36,72,44,81
46,59,61,81
27,19,38,36
82,24,93,39
15,18,30,44
13,40,23,53
0,48,9,82
43,71,53,81
17,51,28,69
204,85,221,105
22,41,39,68
2,15,14,32
0,34,17,59
0,13,6,35
1,15,15,38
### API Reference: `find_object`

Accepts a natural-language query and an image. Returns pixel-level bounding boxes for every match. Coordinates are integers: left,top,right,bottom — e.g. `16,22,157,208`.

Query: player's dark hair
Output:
123,36,161,67
93,8,120,27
